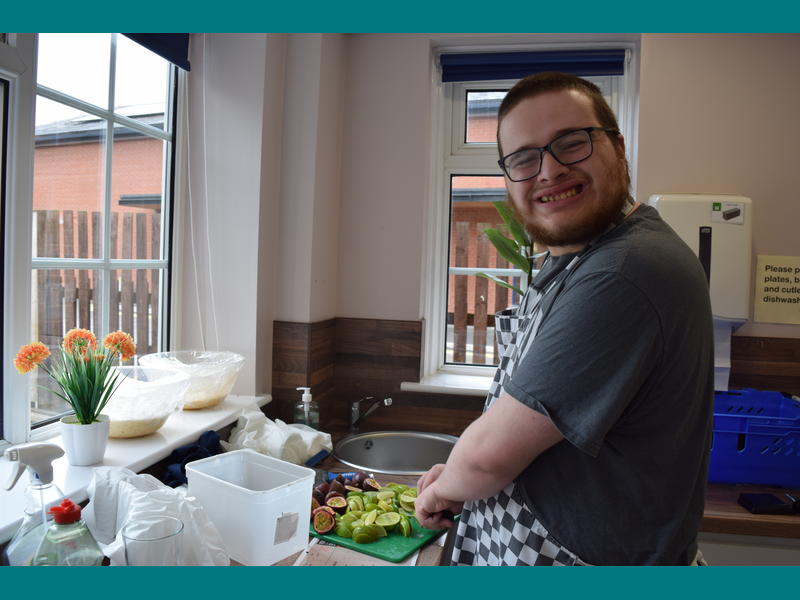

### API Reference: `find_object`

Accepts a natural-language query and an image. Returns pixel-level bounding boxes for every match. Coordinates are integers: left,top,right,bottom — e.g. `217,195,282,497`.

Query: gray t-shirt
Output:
503,204,714,565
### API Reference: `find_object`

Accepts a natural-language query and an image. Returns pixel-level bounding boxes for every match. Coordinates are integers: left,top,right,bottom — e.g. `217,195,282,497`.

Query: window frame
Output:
420,42,640,383
1,34,181,445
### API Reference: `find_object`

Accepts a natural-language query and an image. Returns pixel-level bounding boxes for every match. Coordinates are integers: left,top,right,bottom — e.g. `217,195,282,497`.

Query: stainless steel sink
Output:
333,430,458,476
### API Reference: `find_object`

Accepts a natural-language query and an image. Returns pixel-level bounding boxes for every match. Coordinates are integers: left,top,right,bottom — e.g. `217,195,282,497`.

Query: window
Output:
421,44,639,381
2,34,181,443
1,77,7,438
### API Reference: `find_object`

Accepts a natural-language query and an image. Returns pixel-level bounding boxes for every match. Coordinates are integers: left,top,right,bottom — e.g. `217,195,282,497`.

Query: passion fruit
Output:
312,489,325,504
325,490,344,502
362,478,381,492
326,495,348,514
314,482,330,496
344,485,362,493
311,496,320,513
352,471,368,486
329,479,347,495
312,509,336,534
313,505,336,517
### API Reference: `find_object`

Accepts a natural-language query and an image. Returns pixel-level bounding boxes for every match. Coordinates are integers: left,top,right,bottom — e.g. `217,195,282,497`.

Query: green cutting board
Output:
309,518,450,563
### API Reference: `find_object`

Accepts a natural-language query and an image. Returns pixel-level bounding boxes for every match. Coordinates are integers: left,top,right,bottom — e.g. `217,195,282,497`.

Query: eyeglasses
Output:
498,127,619,182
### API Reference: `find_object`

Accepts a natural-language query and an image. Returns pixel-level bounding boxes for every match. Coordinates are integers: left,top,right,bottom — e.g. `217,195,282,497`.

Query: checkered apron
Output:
450,257,592,566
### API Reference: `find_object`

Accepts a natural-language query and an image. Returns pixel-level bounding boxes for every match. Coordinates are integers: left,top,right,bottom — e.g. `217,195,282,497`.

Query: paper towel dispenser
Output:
647,194,752,321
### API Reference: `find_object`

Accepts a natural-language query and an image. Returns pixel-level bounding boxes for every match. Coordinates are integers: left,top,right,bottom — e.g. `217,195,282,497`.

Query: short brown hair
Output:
496,72,621,157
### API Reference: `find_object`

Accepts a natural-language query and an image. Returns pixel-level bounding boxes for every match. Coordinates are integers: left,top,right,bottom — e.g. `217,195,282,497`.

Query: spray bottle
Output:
293,386,319,429
2,442,65,566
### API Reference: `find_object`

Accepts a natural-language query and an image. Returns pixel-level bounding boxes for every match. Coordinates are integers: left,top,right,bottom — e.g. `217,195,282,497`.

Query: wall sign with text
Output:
753,255,800,325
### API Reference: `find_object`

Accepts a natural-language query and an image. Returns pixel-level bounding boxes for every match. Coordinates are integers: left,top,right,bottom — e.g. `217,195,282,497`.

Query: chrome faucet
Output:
350,396,392,432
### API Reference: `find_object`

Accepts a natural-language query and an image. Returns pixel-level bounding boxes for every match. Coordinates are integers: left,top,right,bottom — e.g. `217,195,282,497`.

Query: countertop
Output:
0,394,270,546
703,482,800,538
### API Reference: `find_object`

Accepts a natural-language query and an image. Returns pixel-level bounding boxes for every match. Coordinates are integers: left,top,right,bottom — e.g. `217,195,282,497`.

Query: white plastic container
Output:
186,449,314,566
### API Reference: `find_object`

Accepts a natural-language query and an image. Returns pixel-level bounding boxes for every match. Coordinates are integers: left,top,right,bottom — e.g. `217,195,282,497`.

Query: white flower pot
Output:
59,414,110,466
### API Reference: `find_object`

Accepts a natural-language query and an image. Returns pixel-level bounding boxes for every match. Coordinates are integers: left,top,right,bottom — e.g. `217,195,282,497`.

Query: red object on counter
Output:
49,498,82,524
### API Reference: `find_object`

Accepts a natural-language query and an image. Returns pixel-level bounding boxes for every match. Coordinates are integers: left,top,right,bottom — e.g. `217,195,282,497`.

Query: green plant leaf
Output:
483,228,529,273
492,200,530,250
475,272,524,295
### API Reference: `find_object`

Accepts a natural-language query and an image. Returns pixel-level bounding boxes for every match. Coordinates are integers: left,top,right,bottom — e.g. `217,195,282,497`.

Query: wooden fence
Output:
34,209,162,357
449,219,520,366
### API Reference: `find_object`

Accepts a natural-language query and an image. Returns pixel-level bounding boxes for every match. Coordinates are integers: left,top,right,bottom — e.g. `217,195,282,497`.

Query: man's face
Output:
498,89,629,254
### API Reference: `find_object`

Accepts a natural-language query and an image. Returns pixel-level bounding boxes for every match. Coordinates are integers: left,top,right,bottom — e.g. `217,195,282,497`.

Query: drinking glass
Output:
121,515,184,566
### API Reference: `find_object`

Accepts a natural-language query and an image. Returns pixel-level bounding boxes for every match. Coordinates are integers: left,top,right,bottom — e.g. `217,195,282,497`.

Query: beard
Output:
513,159,631,248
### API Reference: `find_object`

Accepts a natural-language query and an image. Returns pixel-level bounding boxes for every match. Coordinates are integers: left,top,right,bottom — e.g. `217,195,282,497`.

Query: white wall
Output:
256,34,288,395
275,33,345,323
337,35,434,320
637,33,800,339
179,33,347,395
177,33,269,395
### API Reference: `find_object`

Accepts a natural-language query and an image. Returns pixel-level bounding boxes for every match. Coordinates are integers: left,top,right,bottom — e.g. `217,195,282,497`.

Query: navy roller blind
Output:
123,33,191,71
440,49,625,83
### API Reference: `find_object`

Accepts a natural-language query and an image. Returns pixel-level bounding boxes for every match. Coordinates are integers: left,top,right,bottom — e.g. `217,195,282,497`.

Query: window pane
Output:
111,124,165,259
446,175,521,367
36,33,111,108
115,35,170,130
465,91,505,143
30,268,101,428
33,96,107,259
109,268,164,357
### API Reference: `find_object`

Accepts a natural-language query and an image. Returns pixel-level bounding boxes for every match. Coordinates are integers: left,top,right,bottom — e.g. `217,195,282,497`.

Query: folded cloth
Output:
221,404,332,465
161,430,222,487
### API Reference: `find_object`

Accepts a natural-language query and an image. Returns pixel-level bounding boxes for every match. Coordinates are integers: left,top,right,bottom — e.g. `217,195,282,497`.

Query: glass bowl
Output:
103,366,191,438
138,350,245,410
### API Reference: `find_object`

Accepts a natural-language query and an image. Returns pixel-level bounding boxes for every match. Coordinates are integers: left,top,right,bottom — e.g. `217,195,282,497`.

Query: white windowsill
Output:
400,373,491,397
0,394,270,545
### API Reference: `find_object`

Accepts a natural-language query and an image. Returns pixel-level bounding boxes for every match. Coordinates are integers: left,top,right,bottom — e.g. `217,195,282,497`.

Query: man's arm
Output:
415,389,563,529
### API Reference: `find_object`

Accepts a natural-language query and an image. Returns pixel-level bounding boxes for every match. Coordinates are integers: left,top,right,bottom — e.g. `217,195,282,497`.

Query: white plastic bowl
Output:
102,366,191,438
138,350,245,410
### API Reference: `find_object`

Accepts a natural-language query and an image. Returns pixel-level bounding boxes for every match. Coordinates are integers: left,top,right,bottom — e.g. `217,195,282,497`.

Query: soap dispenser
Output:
32,498,105,566
293,386,319,429
2,442,66,566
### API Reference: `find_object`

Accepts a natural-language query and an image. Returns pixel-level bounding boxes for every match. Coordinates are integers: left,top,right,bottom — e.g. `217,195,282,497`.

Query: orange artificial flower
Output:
14,342,51,374
103,330,136,361
62,328,97,356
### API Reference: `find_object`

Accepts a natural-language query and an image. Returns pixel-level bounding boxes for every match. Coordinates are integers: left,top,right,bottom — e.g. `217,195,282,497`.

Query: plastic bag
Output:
221,405,332,465
82,466,229,566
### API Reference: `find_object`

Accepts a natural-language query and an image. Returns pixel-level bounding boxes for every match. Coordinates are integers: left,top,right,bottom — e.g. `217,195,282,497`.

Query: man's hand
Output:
415,480,462,530
417,463,445,493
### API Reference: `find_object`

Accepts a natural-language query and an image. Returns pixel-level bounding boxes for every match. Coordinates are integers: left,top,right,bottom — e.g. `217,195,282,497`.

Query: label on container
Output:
274,512,299,544
710,201,745,225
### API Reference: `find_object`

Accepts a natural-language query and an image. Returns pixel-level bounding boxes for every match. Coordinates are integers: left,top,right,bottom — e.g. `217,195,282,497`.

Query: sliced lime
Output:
351,525,378,544
398,515,412,537
375,511,401,529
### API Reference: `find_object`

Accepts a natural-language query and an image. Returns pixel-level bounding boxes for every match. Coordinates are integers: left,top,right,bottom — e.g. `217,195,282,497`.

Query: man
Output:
415,72,714,566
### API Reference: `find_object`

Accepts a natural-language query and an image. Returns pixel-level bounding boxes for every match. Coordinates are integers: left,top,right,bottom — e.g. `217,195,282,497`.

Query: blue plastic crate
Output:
709,388,800,487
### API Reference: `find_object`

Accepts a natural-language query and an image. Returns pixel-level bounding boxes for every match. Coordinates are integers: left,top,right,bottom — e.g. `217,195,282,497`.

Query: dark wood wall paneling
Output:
271,317,483,430
271,320,336,424
272,318,800,432
730,336,800,396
